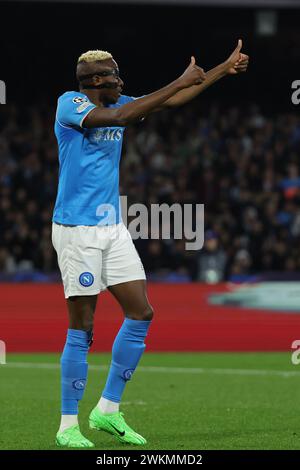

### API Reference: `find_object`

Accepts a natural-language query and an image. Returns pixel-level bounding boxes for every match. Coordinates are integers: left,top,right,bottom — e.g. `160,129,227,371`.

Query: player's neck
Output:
79,88,105,107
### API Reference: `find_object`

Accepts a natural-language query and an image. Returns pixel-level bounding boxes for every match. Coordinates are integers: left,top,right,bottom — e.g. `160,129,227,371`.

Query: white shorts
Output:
52,222,146,298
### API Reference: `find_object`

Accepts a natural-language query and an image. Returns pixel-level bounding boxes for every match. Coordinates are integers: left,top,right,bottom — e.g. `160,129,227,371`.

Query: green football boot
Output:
56,424,95,448
89,407,147,445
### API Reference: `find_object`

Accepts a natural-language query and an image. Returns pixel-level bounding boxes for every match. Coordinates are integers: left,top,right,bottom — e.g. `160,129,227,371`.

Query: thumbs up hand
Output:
225,39,249,75
178,56,206,88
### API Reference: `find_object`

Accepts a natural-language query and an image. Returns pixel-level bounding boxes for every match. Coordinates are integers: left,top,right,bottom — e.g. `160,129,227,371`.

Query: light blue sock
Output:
102,318,152,403
61,329,91,415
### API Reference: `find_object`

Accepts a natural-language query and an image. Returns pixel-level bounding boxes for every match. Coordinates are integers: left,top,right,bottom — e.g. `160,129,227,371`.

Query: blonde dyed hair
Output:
77,50,113,63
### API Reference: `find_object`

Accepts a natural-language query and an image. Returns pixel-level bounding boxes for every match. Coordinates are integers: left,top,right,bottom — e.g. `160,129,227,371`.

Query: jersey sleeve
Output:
56,93,97,129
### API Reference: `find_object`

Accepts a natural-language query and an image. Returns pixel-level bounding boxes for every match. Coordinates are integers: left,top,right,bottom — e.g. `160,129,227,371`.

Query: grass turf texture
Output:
1,352,300,450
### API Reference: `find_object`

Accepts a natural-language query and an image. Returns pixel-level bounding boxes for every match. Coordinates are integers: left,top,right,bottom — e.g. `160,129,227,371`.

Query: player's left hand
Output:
225,39,249,75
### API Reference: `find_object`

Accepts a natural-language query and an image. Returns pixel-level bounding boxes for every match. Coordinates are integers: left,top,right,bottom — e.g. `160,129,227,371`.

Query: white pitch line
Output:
121,401,147,406
2,362,300,378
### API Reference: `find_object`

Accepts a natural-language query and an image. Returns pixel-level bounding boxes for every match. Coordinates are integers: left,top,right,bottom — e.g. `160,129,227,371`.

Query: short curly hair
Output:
77,50,112,63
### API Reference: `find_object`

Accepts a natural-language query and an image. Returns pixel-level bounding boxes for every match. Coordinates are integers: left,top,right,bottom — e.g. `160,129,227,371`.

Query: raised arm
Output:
83,58,206,128
156,39,249,109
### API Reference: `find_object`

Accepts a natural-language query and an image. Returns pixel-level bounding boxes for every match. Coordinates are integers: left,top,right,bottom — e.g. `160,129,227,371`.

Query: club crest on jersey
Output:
79,272,94,287
72,96,87,104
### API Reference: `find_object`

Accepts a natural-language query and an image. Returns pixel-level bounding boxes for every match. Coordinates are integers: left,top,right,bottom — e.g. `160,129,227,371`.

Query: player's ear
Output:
93,74,102,86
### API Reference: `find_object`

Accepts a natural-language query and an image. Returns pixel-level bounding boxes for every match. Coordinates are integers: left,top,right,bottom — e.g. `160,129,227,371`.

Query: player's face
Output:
97,58,124,105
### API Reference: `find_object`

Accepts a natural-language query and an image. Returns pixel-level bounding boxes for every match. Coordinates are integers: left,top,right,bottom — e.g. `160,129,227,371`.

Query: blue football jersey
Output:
53,91,136,226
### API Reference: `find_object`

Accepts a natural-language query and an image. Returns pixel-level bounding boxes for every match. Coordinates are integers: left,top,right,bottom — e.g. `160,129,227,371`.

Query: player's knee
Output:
81,317,94,332
139,304,154,321
126,303,154,321
69,315,94,332
67,295,96,332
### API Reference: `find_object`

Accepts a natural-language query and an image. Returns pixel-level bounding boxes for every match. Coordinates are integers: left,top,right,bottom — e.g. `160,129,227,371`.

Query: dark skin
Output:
76,40,248,126
76,57,126,108
78,56,207,127
69,43,249,331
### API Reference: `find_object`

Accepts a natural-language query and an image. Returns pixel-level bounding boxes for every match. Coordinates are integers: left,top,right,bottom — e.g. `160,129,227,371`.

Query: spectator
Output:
1,103,300,281
195,230,227,283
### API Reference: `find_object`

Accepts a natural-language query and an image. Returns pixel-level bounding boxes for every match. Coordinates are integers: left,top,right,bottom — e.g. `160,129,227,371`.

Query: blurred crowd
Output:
1,100,300,282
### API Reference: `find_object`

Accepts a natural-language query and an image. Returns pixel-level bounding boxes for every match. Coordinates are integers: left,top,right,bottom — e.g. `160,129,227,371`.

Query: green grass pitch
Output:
1,352,300,450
